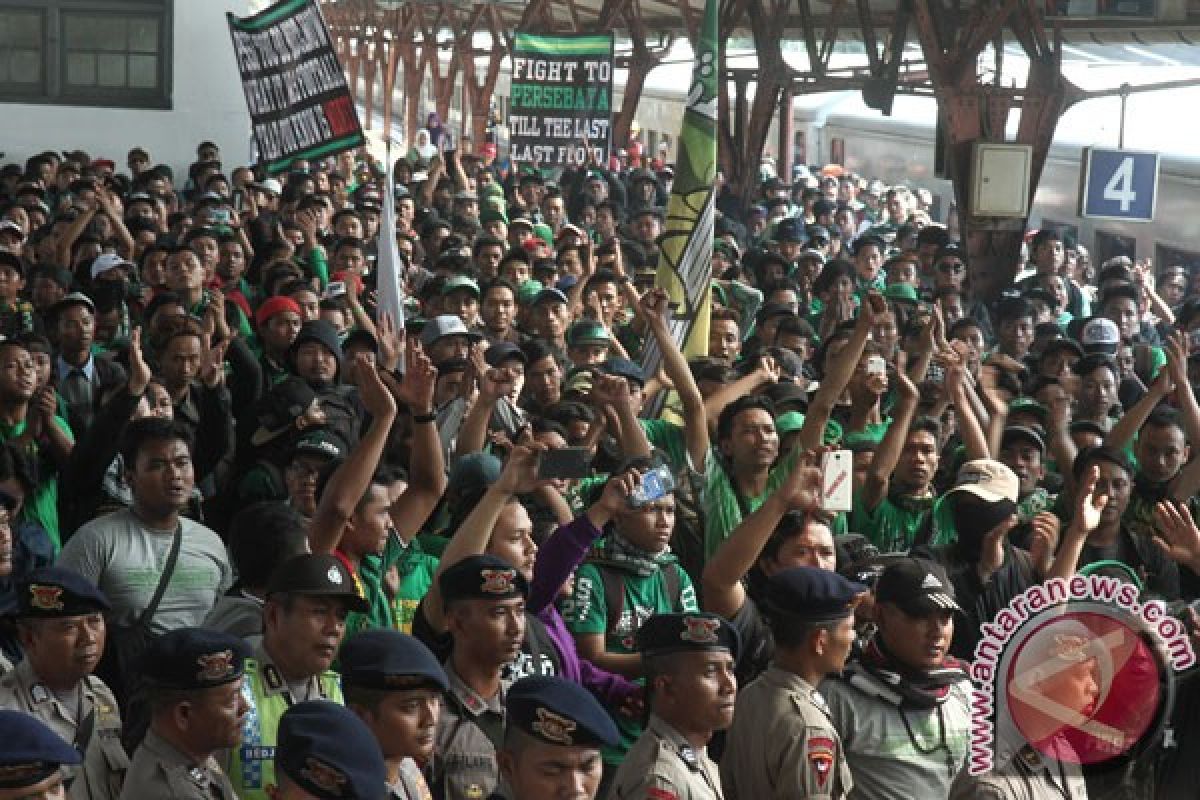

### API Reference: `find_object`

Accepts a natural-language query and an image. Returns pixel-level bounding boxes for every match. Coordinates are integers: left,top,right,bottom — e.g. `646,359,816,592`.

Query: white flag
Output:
376,164,405,330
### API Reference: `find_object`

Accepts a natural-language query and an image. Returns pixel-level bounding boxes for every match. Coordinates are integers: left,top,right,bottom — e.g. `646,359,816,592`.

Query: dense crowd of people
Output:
0,134,1198,800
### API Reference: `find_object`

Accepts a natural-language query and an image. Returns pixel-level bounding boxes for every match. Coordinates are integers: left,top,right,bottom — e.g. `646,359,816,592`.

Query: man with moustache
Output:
431,554,529,800
120,628,250,799
609,612,739,800
340,629,448,800
0,567,127,799
227,553,368,800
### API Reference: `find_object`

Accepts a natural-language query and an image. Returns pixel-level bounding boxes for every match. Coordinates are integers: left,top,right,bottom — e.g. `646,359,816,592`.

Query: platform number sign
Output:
1080,148,1159,222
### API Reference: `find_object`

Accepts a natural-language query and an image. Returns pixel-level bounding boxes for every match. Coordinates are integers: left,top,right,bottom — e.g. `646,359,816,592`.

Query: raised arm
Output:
1047,465,1106,582
947,353,990,461
592,373,652,459
422,443,550,633
859,364,920,512
387,341,447,541
702,457,822,618
638,288,709,467
704,356,779,432
797,291,882,452
1105,368,1171,453
307,356,398,554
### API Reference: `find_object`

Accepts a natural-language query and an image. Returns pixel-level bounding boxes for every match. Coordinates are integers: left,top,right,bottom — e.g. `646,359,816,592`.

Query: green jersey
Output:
563,556,698,764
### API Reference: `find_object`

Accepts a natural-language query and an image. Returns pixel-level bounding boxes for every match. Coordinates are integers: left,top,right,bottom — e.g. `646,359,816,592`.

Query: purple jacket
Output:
529,515,640,705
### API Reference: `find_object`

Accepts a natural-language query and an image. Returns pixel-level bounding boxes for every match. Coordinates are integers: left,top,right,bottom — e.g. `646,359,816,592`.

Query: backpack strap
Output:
664,562,684,610
595,563,626,639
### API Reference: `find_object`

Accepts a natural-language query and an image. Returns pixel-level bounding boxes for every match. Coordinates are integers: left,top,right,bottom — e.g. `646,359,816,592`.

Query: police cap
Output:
276,700,387,799
764,566,865,624
17,566,110,618
439,554,529,604
507,676,619,748
635,612,739,660
0,710,81,789
339,630,449,692
140,627,250,691
267,554,369,612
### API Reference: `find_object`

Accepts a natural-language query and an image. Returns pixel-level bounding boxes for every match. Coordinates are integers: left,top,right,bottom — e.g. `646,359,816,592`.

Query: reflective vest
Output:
230,657,343,800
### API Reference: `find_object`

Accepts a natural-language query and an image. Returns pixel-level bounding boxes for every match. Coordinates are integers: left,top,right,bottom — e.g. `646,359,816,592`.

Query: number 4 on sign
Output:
1104,157,1137,213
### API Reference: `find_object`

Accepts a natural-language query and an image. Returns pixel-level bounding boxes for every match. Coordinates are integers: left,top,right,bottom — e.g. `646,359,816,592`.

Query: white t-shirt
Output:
58,508,232,633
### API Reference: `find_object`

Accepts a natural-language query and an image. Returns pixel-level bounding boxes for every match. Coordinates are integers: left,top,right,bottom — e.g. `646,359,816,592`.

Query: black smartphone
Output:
537,447,592,481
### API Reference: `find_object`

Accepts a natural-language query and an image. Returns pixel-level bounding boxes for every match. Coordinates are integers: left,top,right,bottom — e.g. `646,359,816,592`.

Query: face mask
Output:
952,494,1017,560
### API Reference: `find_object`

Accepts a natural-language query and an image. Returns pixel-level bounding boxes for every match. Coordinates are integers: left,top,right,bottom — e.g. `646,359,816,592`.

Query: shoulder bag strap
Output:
135,523,182,629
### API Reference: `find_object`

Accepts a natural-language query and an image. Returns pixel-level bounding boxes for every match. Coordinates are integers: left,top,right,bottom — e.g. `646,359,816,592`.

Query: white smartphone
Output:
821,450,853,513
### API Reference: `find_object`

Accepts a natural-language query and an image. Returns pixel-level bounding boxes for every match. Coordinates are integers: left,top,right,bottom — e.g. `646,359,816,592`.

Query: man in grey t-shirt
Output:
59,417,232,634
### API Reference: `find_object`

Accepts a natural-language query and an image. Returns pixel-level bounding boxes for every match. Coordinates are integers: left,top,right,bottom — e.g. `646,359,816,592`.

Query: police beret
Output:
17,567,110,618
635,612,739,660
276,701,387,799
339,630,449,691
0,710,81,789
439,555,529,604
140,628,251,691
507,676,619,748
764,566,865,624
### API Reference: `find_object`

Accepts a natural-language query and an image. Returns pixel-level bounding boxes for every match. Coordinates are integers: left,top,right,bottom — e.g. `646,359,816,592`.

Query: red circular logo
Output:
1005,608,1167,766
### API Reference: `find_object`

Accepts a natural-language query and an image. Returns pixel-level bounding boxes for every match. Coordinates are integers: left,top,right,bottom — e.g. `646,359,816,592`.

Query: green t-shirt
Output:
640,418,689,473
852,491,940,553
562,557,698,763
704,446,801,558
0,416,73,552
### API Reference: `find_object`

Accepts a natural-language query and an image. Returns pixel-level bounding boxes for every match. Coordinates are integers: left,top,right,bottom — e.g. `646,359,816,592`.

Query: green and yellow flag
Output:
641,0,717,377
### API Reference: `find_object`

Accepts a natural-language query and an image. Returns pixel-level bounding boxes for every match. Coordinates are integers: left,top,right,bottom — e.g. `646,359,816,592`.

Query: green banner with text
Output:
509,33,613,166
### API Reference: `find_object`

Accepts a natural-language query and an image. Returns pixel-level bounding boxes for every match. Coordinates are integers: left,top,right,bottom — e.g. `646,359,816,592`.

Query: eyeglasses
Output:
937,262,966,274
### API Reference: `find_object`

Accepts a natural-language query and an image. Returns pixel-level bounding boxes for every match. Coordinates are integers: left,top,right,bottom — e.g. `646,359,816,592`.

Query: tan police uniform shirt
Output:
0,659,128,800
121,728,238,800
609,714,723,800
949,735,1087,800
432,662,505,800
721,666,853,800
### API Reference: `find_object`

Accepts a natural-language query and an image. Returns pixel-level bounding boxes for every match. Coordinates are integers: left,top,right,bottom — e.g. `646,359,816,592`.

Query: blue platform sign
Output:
1080,148,1159,222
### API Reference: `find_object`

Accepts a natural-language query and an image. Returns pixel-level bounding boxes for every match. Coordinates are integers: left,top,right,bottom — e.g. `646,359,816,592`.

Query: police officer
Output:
120,628,249,799
229,553,368,800
0,567,128,800
497,675,619,800
721,567,864,800
0,708,83,799
608,612,738,800
341,629,448,800
948,619,1090,800
272,700,388,799
432,554,528,800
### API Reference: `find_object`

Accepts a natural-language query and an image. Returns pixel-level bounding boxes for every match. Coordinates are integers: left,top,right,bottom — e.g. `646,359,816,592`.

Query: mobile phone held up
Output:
627,466,676,509
537,447,592,481
820,450,853,512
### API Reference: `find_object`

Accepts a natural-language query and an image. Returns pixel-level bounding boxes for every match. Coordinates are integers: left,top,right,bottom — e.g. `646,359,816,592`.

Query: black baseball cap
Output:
875,558,961,615
266,554,368,611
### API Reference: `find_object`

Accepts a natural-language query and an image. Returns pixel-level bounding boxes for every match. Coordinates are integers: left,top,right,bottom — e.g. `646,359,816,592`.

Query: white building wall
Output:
2,0,253,178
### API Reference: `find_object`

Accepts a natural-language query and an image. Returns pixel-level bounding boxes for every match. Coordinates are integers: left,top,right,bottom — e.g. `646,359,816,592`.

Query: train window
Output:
830,138,845,166
1040,218,1080,243
1094,230,1136,265
1155,243,1200,277
793,131,806,166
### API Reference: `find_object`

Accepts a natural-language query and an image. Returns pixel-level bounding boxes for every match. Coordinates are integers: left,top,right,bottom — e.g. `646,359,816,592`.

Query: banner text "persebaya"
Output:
509,84,609,112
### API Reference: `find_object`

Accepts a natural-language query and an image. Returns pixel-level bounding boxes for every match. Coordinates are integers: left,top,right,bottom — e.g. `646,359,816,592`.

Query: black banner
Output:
508,33,614,167
227,0,364,174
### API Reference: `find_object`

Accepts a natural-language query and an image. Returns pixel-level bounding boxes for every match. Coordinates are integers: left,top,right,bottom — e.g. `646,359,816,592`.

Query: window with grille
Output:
0,1,171,108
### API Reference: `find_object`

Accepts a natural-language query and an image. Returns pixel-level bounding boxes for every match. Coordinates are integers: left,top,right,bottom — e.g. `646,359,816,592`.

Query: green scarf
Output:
590,532,673,578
